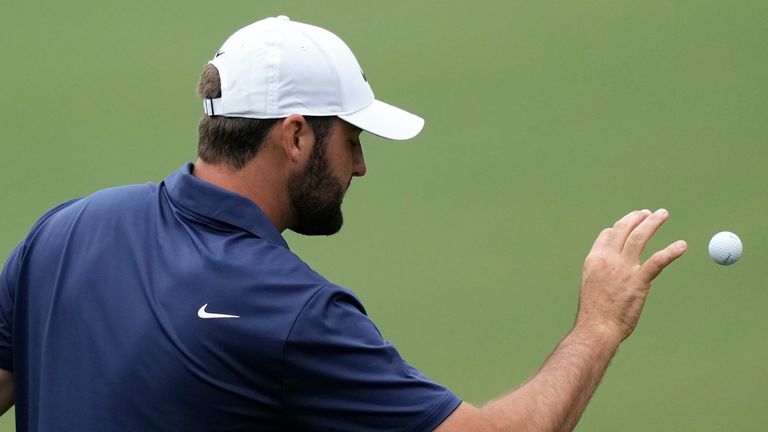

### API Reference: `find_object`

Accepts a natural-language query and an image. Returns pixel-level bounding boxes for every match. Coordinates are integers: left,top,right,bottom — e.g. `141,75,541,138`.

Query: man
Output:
0,16,687,431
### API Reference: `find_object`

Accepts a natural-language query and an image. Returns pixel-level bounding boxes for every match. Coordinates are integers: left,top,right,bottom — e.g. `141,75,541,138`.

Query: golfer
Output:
0,16,686,431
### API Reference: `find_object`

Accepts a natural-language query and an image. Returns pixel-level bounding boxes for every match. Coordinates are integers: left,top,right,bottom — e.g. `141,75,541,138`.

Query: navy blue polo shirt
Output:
0,163,461,431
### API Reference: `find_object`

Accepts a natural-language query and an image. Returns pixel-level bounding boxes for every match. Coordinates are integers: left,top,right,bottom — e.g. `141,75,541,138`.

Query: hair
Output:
196,64,333,170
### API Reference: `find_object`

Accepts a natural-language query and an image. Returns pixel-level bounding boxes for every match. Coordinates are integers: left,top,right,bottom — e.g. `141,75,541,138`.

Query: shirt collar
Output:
162,163,289,249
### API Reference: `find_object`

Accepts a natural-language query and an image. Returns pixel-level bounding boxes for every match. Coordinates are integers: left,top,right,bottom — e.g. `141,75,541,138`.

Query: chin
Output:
290,211,344,236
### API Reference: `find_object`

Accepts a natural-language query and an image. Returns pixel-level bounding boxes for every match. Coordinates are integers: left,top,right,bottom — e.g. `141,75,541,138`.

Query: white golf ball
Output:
708,231,743,265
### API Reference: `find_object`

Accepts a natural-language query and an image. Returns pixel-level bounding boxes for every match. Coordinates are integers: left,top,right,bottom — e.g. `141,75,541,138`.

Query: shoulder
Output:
75,182,160,214
28,183,159,232
242,243,345,297
200,238,352,327
26,197,83,239
285,280,373,348
300,282,366,316
20,183,161,260
275,250,368,316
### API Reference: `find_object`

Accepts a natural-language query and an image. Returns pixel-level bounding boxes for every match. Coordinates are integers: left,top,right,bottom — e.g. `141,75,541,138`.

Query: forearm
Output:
0,368,13,415
436,210,686,432
481,324,620,431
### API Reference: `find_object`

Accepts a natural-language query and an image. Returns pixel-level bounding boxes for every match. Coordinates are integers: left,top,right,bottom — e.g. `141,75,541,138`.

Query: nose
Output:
352,144,367,177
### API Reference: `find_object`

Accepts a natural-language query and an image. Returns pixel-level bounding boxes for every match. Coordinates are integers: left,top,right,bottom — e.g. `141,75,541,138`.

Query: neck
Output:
192,158,292,232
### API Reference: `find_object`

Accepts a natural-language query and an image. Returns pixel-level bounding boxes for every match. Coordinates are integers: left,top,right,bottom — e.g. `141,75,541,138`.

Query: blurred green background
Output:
1,0,767,430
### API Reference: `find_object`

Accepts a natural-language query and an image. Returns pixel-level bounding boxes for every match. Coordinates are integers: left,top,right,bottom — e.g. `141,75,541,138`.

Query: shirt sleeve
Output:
0,242,24,372
0,199,81,373
283,284,461,432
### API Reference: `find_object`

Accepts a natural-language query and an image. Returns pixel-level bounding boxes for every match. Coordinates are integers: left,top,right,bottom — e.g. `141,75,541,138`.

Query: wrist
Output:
571,320,623,351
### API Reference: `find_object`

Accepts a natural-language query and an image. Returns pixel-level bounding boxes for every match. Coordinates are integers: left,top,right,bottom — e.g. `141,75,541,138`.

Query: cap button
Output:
276,15,290,21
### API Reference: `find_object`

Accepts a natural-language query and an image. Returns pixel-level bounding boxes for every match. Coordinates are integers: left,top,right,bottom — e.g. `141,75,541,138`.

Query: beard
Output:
287,141,347,236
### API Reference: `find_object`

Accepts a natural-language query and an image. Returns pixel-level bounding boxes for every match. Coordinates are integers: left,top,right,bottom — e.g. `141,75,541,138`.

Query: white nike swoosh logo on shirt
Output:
197,304,240,319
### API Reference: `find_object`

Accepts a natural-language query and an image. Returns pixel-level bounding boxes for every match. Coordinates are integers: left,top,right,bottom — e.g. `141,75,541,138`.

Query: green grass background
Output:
2,0,767,430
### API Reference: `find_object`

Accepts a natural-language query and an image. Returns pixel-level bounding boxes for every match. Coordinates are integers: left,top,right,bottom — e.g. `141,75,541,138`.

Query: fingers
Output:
591,210,651,253
591,208,682,261
641,240,688,281
621,208,669,259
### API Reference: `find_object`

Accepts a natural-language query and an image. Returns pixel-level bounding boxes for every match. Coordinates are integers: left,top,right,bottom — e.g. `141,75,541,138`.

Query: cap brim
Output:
338,100,424,141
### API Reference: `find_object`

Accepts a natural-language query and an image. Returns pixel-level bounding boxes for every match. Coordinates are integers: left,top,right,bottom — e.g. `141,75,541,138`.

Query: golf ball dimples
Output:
708,231,742,265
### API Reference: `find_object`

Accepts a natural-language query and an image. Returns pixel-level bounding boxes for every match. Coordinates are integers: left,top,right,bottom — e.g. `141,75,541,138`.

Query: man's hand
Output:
577,209,688,341
436,209,686,432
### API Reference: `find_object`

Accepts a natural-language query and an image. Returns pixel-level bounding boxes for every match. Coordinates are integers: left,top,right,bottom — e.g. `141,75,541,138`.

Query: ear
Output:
277,114,314,165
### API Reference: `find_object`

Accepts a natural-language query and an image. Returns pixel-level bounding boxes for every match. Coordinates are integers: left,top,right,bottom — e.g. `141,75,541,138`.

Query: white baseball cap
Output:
203,16,424,141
